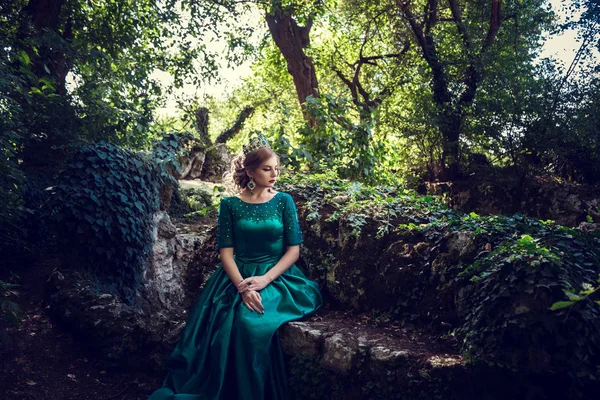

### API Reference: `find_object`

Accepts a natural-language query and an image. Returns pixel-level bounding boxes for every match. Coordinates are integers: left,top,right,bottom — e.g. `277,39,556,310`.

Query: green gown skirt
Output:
148,258,323,400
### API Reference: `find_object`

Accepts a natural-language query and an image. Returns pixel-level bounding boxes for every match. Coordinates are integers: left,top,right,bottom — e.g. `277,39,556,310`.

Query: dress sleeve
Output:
217,198,234,249
283,194,303,246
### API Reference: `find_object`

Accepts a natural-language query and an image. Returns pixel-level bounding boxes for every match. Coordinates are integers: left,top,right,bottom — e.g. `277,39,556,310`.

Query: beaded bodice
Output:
216,192,303,265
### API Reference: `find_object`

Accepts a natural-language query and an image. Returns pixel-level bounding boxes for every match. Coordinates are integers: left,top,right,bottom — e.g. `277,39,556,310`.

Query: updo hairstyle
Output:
230,147,279,191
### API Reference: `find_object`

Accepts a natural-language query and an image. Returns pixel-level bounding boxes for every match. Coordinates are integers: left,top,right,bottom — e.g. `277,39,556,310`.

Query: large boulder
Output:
44,211,219,367
178,148,206,180
426,175,600,227
138,211,211,314
200,143,231,182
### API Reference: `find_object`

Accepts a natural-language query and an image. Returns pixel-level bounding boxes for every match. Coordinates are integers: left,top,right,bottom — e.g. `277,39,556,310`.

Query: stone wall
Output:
44,185,600,397
426,175,600,227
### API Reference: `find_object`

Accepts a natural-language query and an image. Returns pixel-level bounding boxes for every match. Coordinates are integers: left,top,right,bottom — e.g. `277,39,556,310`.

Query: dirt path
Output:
0,257,164,400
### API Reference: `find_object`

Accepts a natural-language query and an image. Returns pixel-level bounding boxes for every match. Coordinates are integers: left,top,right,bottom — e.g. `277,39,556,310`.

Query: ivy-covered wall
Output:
278,173,600,393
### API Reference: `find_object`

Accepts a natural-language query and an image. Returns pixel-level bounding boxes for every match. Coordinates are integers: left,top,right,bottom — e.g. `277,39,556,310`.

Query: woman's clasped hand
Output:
240,290,264,314
238,276,271,314
237,275,272,293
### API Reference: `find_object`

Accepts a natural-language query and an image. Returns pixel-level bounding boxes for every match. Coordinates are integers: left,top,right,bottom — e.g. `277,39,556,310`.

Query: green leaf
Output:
90,193,100,205
18,50,30,66
549,301,575,311
565,292,583,301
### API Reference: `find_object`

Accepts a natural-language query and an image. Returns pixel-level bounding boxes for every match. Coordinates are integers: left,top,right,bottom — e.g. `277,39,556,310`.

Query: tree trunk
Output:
195,107,212,146
397,0,502,180
265,8,319,124
439,110,462,180
21,0,71,94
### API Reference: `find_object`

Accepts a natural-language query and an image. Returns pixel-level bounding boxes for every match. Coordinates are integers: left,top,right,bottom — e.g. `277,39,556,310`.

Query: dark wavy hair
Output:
230,147,279,191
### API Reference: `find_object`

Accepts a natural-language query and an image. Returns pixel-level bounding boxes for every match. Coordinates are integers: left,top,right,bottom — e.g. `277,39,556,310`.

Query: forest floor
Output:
0,255,164,400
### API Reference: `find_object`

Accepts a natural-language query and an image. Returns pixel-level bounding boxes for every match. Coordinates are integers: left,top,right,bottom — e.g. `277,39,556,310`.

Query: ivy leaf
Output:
90,193,100,205
580,288,595,296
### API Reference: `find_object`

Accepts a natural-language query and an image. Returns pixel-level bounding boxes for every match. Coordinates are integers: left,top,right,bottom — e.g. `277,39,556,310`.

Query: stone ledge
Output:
280,311,462,376
279,311,470,400
278,311,596,400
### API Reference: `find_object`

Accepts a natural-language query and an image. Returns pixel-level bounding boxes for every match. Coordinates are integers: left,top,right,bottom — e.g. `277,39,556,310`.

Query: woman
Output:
148,134,323,400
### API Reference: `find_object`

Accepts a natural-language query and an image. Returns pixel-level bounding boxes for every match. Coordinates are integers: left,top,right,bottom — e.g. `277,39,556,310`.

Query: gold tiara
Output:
243,133,271,155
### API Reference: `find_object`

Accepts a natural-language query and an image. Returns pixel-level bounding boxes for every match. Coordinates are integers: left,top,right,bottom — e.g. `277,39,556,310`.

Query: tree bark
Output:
216,106,256,144
265,8,319,124
195,107,212,146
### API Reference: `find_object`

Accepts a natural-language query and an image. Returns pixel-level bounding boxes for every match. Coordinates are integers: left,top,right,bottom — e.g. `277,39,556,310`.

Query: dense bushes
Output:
0,280,21,352
48,142,162,302
452,219,600,383
168,187,215,218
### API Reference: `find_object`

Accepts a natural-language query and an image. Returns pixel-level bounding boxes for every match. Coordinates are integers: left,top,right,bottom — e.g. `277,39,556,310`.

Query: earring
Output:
247,177,255,195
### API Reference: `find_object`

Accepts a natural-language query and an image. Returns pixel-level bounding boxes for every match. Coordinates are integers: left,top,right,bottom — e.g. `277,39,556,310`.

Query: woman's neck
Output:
241,186,273,199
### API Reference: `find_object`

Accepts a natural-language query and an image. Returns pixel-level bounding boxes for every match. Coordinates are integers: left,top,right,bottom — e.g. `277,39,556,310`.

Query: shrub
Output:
48,141,167,303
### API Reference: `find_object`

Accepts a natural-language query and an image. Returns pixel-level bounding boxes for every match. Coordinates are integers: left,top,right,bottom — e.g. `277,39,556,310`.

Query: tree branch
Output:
397,0,451,104
334,39,410,116
215,97,272,144
447,0,473,54
424,0,438,35
353,50,411,66
483,0,501,51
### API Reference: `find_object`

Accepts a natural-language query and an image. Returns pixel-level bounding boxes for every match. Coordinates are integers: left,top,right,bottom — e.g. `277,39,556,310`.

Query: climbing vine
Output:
48,133,192,303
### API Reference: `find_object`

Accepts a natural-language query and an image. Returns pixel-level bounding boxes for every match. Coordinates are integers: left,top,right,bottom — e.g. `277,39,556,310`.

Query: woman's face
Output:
249,155,279,190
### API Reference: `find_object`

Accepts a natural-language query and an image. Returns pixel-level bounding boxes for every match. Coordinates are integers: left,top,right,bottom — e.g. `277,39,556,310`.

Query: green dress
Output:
148,192,323,400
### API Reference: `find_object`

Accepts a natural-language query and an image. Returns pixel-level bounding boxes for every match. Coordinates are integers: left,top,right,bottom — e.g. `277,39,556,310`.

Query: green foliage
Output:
182,188,214,213
0,43,56,264
48,141,167,302
550,275,600,310
206,0,600,185
299,94,386,181
446,217,600,382
0,0,228,156
169,185,225,219
0,280,21,328
523,74,600,183
0,0,228,271
45,132,192,301
152,131,196,179
277,171,449,238
457,233,561,283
